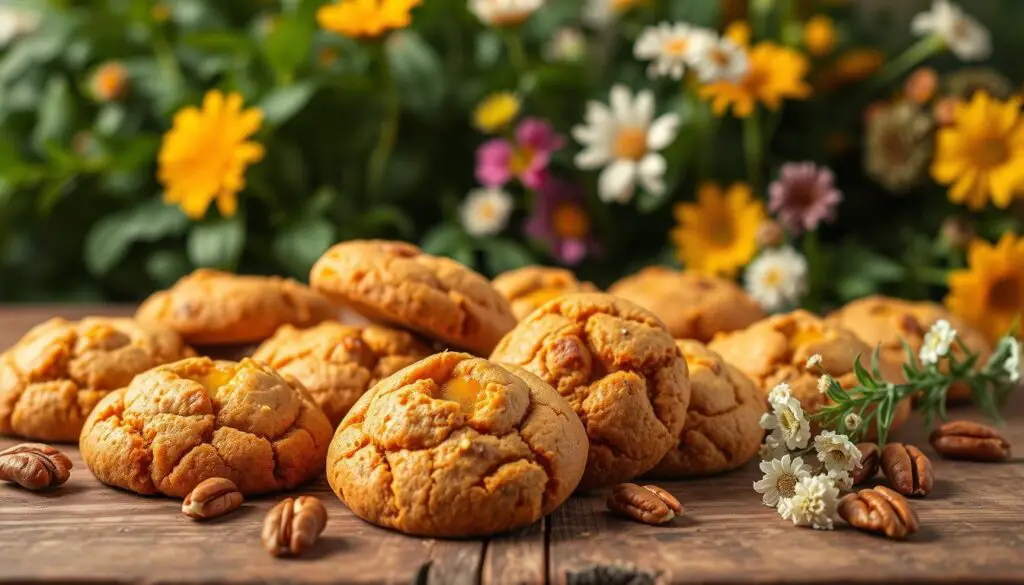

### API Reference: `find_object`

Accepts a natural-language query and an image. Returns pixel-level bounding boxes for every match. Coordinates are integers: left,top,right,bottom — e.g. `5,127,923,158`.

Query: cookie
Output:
136,269,338,345
649,340,765,478
0,317,193,442
492,266,598,320
709,310,911,435
252,321,432,426
325,352,587,537
608,267,765,342
490,293,691,490
828,296,992,401
310,240,516,355
80,357,333,497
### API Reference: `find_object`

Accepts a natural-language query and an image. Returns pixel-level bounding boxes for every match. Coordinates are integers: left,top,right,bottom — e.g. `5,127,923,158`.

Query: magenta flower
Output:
525,178,600,265
768,162,843,234
476,118,565,190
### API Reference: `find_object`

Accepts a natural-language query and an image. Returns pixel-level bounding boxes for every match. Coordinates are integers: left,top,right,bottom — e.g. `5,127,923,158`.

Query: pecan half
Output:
839,485,919,539
262,496,328,557
881,443,933,497
607,483,682,525
929,420,1011,462
0,443,72,490
852,443,880,486
182,478,244,520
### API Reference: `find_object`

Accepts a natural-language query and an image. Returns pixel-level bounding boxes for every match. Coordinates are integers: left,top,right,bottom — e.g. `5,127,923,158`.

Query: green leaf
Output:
852,354,876,389
259,82,317,125
273,216,336,276
421,224,467,256
182,31,254,56
386,31,444,116
870,346,884,380
263,13,315,80
636,190,670,214
187,215,246,269
481,238,535,275
32,77,73,151
145,249,192,288
84,200,189,276
95,104,127,136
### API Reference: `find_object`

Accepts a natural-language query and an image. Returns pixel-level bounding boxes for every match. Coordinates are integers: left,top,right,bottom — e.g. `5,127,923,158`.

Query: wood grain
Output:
2,307,1024,584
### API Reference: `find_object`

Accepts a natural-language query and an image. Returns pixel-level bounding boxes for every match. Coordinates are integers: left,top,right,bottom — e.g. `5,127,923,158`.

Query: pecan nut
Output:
838,485,919,539
852,443,880,486
262,496,329,557
182,478,244,520
0,443,72,490
929,420,1011,462
881,443,933,497
607,483,683,525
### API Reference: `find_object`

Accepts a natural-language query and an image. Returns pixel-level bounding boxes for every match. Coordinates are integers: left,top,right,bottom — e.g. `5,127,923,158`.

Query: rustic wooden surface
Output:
2,306,1024,584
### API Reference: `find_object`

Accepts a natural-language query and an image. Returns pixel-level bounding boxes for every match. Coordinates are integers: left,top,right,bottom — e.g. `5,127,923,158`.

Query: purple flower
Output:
525,178,600,265
768,162,843,234
476,117,565,190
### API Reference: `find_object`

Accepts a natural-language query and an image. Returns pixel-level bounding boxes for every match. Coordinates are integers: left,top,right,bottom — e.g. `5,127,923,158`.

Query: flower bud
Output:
90,62,129,102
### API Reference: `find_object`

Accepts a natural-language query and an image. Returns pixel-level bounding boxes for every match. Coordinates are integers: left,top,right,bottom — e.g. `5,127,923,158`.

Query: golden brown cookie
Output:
492,266,599,320
325,352,587,537
608,267,765,342
136,269,338,345
310,240,516,355
490,293,691,491
252,321,432,426
0,317,193,442
649,340,765,478
709,310,911,435
828,296,992,401
80,357,332,497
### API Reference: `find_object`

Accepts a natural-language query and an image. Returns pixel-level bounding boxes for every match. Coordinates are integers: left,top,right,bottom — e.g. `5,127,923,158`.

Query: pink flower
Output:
476,118,565,190
524,178,600,265
768,162,843,234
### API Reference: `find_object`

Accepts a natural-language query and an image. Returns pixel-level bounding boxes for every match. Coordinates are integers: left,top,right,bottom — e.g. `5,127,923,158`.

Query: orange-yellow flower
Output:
672,182,765,277
317,0,420,39
803,15,835,57
699,42,811,118
90,62,129,101
946,233,1024,343
932,92,1024,210
158,90,264,219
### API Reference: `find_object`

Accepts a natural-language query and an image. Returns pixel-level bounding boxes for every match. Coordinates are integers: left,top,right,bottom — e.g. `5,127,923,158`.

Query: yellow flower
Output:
803,15,835,57
672,183,765,277
725,21,751,47
473,92,520,133
946,233,1024,343
317,0,420,39
699,43,811,118
932,92,1024,210
815,49,884,92
159,90,264,220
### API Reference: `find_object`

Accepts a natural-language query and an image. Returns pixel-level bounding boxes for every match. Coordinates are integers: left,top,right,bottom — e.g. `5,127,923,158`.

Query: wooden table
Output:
2,306,1024,584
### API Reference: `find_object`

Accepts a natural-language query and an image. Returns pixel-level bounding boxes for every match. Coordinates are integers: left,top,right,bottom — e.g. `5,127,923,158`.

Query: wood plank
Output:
548,393,1024,584
482,519,547,585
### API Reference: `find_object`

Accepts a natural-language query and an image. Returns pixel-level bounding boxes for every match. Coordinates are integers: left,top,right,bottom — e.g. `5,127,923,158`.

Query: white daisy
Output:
544,28,586,63
1006,338,1021,383
758,435,788,461
572,85,681,204
469,0,543,27
817,375,832,395
753,454,812,507
911,0,990,61
744,246,808,312
919,319,957,366
689,35,749,83
843,412,862,432
633,22,713,80
0,6,40,47
767,382,792,407
761,397,811,450
814,430,861,474
806,354,823,369
777,474,840,530
827,469,854,491
459,187,513,236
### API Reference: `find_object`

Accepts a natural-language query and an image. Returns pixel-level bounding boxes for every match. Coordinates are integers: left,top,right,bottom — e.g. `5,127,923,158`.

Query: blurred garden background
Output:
1,0,1023,346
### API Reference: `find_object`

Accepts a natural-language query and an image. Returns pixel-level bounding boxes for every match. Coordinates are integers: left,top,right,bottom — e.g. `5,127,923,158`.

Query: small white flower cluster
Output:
911,0,991,62
753,382,861,530
919,319,957,366
744,246,809,312
633,22,748,83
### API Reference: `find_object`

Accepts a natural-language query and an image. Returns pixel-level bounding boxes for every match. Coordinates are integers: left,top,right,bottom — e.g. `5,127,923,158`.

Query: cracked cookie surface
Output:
493,266,598,321
0,317,194,442
136,269,337,345
828,295,991,401
310,240,516,356
80,357,333,497
649,340,764,478
325,352,587,537
608,267,765,342
490,293,691,491
709,310,911,435
253,321,432,427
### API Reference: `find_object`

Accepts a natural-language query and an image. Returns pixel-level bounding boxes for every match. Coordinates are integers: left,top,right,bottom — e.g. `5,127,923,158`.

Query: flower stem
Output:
867,34,945,93
367,54,400,200
743,108,764,195
503,31,529,86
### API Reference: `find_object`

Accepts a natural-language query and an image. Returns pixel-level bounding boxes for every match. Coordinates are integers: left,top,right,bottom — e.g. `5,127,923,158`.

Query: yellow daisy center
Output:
509,147,536,176
976,138,1010,169
663,38,688,56
988,275,1022,312
825,449,847,467
614,127,647,161
478,201,499,221
552,203,590,239
708,47,731,67
776,473,797,498
762,267,784,289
